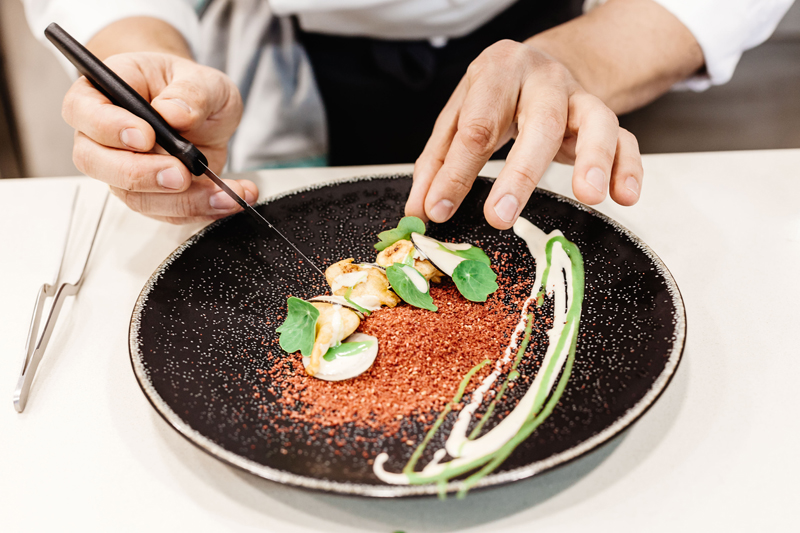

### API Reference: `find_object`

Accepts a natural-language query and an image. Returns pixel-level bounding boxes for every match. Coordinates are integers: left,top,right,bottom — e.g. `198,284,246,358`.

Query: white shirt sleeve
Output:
650,0,795,90
23,0,201,75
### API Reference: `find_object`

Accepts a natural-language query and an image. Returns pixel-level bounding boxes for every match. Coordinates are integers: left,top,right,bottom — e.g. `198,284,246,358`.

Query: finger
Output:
406,78,467,220
483,82,568,229
62,77,156,152
568,92,620,205
73,132,192,192
608,128,643,206
423,71,519,223
110,178,258,220
151,65,241,146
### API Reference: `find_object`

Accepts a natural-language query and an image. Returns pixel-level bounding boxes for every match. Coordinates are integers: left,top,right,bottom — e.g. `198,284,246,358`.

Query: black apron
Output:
297,1,584,166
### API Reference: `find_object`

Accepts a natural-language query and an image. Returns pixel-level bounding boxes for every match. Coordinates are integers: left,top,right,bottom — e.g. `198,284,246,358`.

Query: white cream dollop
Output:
303,332,379,381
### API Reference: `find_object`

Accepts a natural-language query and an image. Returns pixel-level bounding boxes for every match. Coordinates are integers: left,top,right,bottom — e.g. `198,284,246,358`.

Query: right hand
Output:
63,52,258,224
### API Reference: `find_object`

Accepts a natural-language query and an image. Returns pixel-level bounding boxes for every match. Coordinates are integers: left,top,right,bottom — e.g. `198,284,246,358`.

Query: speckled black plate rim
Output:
129,173,687,498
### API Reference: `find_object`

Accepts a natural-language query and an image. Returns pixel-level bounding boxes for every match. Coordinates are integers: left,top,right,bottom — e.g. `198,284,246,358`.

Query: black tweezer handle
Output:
44,23,208,176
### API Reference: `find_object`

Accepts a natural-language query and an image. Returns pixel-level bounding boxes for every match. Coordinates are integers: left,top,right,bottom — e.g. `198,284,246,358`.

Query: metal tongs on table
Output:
13,189,109,413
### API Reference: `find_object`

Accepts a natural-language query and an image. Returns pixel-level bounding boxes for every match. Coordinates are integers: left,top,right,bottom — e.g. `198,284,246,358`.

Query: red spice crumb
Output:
264,273,535,434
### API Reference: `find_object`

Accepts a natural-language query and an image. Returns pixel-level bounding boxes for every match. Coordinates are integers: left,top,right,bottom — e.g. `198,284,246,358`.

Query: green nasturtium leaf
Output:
385,264,438,312
438,243,491,266
276,297,319,356
374,216,426,251
452,260,499,302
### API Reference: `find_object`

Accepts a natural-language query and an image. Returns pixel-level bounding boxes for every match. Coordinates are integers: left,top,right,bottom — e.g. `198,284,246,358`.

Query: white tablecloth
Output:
2,152,799,532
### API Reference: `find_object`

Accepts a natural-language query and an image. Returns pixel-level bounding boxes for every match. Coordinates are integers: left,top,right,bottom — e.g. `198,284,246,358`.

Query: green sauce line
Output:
467,314,534,440
403,358,491,476
457,244,583,497
457,326,578,498
396,235,584,498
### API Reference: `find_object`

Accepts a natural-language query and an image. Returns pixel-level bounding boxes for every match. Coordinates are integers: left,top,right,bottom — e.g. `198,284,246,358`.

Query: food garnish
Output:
410,232,489,277
374,216,426,251
373,218,585,498
270,215,587,497
276,297,319,357
276,216,499,379
384,263,438,312
451,260,498,302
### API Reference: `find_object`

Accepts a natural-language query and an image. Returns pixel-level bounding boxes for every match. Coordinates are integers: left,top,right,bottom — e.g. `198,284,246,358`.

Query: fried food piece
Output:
325,258,401,308
376,239,443,283
306,302,361,376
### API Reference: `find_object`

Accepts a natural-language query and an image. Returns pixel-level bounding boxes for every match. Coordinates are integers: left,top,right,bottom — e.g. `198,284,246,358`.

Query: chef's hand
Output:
405,40,643,229
62,52,257,224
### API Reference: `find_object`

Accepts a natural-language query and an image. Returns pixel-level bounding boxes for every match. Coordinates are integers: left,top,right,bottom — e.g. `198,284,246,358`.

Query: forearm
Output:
526,0,704,114
87,17,192,60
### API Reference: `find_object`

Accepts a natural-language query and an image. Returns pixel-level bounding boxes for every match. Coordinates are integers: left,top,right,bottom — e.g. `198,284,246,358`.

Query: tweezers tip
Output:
12,393,25,413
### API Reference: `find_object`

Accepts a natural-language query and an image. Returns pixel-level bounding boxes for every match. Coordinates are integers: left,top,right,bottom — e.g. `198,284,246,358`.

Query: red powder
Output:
266,269,536,434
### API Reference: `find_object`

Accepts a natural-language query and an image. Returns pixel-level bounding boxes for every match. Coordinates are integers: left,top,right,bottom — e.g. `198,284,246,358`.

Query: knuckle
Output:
529,106,565,144
61,94,76,126
460,120,497,156
72,142,88,175
489,39,520,58
416,150,444,170
471,40,526,77
619,127,640,150
175,192,199,217
465,59,484,80
596,104,619,128
116,155,144,191
617,128,644,173
440,169,473,196
541,60,571,87
504,163,540,188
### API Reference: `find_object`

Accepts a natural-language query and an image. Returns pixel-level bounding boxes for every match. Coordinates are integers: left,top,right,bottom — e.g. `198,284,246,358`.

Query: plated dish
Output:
129,174,686,497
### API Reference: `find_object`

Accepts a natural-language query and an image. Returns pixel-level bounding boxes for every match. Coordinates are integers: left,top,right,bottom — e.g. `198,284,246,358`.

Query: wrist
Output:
524,0,704,114
88,17,193,61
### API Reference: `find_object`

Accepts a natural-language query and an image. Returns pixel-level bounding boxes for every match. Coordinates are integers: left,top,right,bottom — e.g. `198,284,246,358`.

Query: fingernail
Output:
625,176,640,197
244,189,257,204
209,190,238,210
494,194,519,224
165,98,192,113
156,167,184,190
120,128,147,150
586,167,605,193
429,199,455,222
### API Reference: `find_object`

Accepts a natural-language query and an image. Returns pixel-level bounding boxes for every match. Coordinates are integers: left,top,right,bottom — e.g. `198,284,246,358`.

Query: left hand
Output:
405,40,643,229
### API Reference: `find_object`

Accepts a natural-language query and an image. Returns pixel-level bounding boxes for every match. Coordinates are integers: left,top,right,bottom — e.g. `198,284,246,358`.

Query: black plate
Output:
130,174,685,497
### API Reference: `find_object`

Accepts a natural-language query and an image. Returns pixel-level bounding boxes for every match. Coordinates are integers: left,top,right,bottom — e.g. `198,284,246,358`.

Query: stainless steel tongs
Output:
13,189,109,413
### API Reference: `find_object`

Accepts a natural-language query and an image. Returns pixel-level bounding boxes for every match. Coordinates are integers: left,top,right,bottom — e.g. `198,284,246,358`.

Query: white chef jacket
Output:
24,0,796,169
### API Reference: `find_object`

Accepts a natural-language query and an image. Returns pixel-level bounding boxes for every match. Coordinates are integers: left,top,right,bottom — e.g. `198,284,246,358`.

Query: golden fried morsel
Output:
306,302,361,376
325,258,401,308
375,239,443,283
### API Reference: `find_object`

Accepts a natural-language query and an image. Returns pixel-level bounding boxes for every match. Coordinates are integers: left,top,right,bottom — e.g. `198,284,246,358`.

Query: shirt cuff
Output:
651,0,794,91
23,0,200,77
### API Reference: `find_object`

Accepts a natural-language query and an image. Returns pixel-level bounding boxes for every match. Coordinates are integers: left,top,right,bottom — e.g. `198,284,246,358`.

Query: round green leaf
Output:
385,263,438,312
374,216,426,251
276,297,319,356
452,260,498,302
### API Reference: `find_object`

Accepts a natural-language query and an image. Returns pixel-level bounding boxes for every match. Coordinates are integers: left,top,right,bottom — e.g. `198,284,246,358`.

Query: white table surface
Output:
2,152,799,532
